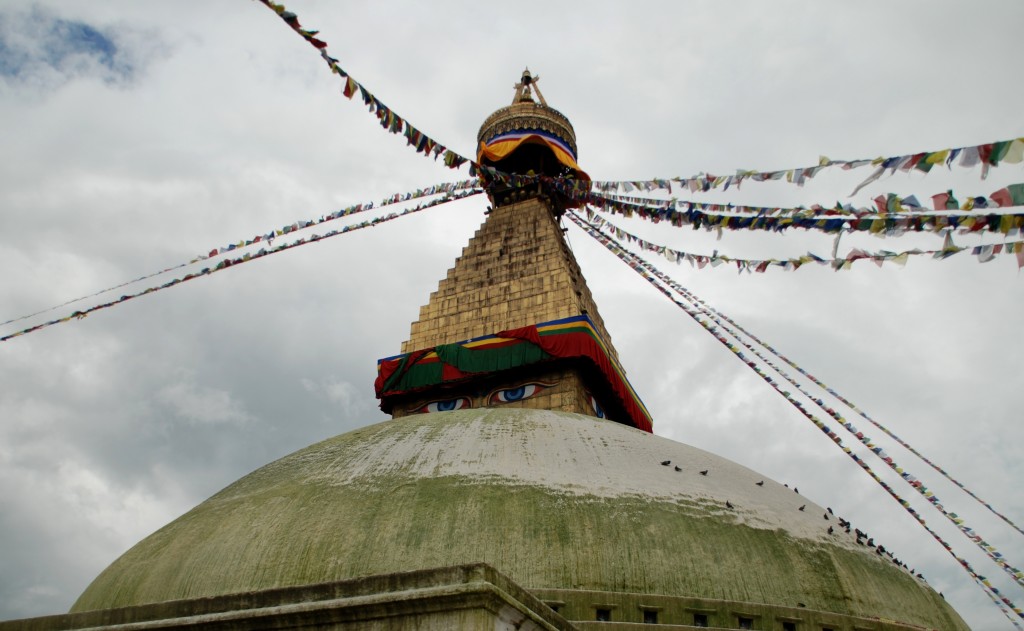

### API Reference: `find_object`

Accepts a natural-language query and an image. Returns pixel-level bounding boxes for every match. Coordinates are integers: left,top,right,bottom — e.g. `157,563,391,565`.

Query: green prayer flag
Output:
1008,183,1024,206
990,140,1012,165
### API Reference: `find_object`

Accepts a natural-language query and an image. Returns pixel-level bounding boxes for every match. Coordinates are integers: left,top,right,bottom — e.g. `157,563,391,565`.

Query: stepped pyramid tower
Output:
2,71,968,631
376,69,649,432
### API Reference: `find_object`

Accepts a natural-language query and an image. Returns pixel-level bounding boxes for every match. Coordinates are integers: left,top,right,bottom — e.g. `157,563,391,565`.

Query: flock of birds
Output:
657,459,931,588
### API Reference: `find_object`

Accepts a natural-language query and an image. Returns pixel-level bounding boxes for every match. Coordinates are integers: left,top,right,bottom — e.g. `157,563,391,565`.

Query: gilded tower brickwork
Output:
400,196,617,363
389,193,624,420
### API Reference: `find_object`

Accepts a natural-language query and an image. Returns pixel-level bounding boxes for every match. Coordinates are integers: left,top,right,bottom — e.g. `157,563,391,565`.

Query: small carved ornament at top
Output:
512,68,548,106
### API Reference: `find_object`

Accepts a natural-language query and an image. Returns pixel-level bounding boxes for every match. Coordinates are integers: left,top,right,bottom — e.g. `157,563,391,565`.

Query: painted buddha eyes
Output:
417,397,471,413
415,383,549,413
488,383,545,404
587,393,606,419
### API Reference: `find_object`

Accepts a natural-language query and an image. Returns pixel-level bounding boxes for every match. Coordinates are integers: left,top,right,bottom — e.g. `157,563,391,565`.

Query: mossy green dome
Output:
73,408,965,629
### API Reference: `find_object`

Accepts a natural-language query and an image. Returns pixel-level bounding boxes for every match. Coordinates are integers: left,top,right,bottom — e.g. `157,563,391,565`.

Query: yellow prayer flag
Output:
925,150,950,165
1003,139,1024,164
1001,215,1014,234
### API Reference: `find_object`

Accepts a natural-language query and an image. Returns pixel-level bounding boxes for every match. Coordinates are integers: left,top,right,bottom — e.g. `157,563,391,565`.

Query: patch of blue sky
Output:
0,8,133,83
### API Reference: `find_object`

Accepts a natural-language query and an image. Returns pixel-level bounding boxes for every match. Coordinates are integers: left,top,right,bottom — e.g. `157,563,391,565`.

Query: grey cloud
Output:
1,1,1022,629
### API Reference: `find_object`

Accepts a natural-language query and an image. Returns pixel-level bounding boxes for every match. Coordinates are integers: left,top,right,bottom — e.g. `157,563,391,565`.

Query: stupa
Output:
1,71,968,631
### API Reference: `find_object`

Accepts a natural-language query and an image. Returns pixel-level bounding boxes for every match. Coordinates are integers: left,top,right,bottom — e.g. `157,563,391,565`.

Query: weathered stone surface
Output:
71,409,966,630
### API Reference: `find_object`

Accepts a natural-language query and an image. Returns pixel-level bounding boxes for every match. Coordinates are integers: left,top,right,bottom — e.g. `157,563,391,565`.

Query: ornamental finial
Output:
512,68,547,106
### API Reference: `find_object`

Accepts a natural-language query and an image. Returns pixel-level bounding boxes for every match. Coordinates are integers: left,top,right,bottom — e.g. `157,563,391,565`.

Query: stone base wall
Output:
534,587,958,631
1,565,574,631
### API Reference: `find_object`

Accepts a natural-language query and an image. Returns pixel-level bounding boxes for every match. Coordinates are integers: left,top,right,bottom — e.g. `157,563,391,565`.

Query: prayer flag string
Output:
253,0,1024,219
251,0,1024,255
595,183,1024,219
0,190,482,343
567,210,1024,625
478,135,1024,205
584,209,1024,536
0,180,479,329
255,1,470,170
590,137,1024,195
584,211,1024,272
584,209,1024,588
573,186,1024,238
647,266,1024,543
198,179,477,261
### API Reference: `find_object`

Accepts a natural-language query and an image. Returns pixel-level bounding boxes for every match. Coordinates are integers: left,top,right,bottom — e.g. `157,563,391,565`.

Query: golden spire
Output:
375,72,650,431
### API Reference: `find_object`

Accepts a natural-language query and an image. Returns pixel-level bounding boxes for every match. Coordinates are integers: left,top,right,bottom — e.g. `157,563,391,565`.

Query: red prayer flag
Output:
343,77,357,99
931,192,949,210
905,153,925,169
978,143,994,165
991,187,1012,207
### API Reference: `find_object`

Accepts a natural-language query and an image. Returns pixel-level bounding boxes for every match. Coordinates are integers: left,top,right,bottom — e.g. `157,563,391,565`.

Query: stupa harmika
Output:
2,70,967,631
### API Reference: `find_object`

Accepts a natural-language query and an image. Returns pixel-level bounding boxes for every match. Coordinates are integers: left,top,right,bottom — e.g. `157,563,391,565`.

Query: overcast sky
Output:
1,1,1022,628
